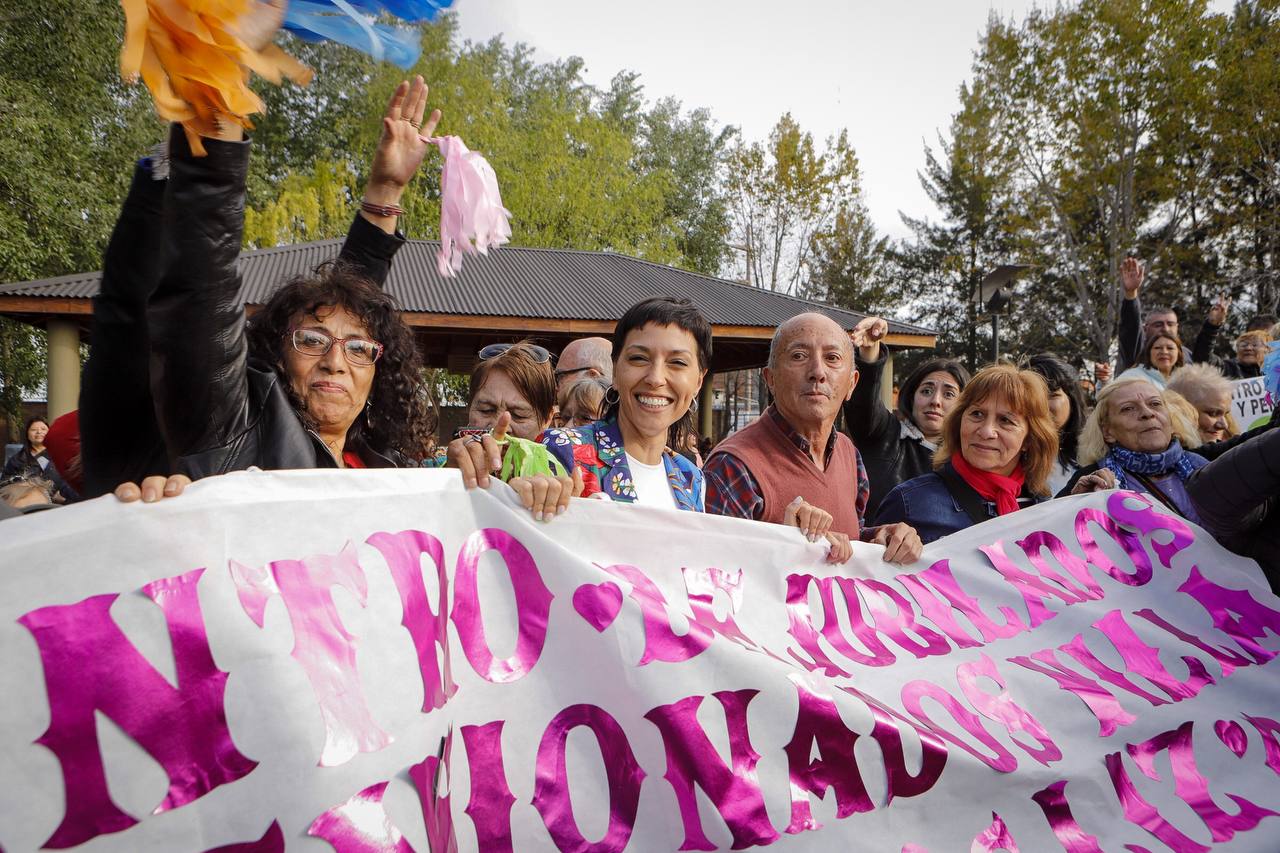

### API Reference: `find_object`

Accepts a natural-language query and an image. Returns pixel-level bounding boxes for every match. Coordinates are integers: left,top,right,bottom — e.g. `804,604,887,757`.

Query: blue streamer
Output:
282,0,454,69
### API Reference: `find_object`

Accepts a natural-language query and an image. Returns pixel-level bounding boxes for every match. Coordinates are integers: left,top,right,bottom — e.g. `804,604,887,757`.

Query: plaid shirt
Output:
704,407,876,541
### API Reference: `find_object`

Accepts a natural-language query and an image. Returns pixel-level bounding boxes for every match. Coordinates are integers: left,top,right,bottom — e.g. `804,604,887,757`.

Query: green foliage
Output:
0,319,45,441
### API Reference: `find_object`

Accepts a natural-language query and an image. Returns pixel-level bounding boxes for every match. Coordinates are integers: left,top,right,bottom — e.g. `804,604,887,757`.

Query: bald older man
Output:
704,313,923,565
555,336,613,392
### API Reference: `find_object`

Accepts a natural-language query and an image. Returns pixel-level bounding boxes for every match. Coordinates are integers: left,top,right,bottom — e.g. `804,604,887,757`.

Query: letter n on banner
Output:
18,568,256,849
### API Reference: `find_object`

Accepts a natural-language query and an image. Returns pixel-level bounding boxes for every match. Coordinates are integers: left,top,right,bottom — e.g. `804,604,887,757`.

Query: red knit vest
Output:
710,411,861,538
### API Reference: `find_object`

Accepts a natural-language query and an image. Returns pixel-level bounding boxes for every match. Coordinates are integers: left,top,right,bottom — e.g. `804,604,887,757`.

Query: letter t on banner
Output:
18,568,257,849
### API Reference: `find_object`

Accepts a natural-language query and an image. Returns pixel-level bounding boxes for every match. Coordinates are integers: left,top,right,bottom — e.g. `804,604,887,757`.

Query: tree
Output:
808,200,893,313
725,115,864,294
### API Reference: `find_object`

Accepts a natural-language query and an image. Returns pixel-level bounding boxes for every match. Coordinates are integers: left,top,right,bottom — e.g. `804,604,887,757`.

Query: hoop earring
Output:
604,386,620,406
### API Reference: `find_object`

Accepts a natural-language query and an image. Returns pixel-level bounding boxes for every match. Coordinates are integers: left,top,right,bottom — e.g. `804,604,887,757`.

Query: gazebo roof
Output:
0,239,935,372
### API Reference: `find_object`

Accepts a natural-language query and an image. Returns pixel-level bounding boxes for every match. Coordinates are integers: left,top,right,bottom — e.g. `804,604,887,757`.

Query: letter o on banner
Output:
451,528,554,682
531,704,645,852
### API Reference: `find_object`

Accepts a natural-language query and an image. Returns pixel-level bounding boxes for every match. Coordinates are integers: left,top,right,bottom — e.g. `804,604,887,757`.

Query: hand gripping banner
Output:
1,469,1278,851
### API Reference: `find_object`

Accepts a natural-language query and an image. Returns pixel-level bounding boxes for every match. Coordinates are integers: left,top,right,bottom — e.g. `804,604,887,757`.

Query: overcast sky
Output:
451,0,1234,242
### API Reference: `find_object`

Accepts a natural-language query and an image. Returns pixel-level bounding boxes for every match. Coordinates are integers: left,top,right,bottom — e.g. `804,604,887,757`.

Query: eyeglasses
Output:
289,328,384,365
554,365,597,381
478,343,552,363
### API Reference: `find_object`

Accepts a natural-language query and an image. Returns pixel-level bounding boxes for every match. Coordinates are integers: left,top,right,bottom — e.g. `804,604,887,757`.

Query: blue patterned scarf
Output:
1100,440,1205,491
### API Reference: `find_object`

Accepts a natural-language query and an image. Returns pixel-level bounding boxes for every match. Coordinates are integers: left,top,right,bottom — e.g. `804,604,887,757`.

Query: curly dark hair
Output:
247,261,434,460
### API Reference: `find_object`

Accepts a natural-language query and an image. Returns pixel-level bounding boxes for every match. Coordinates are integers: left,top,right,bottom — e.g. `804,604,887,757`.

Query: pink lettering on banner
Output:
901,678,1018,773
1057,634,1172,709
1215,720,1249,758
1072,508,1153,586
1133,608,1254,680
1132,722,1278,842
848,578,951,660
572,581,624,632
1105,749,1209,853
896,560,1029,650
837,685,948,803
367,530,458,712
1030,781,1102,853
531,704,645,853
680,566,759,651
643,690,780,850
408,729,457,853
971,812,1020,852
1089,610,1215,702
306,781,412,852
956,654,1060,766
1016,530,1106,599
783,574,895,676
230,545,391,767
451,529,553,682
461,721,517,852
1105,491,1196,569
18,568,257,849
1243,716,1280,776
979,540,1093,629
596,563,710,665
783,676,873,834
202,821,285,852
1006,648,1136,737
1178,567,1280,665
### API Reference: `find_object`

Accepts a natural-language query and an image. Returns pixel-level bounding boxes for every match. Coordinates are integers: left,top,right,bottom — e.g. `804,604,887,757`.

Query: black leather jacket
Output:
842,348,936,518
147,127,410,478
1188,426,1280,589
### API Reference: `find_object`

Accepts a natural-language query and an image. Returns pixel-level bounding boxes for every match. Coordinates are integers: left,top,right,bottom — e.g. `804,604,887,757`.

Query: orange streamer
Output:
119,0,313,155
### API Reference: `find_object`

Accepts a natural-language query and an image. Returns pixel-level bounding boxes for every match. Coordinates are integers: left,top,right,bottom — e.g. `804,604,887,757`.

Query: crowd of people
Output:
3,77,1277,589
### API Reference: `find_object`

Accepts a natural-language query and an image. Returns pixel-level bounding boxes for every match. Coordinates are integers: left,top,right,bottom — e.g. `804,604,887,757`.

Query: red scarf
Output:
950,452,1024,516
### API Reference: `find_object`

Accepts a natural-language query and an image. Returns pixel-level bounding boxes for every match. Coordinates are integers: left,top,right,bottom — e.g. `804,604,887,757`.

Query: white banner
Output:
1231,377,1274,430
1,469,1278,852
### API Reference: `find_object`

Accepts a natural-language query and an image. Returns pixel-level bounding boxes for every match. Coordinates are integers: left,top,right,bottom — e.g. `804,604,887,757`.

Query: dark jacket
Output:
874,461,1047,545
842,348,935,518
1117,296,1193,372
1058,455,1207,523
1188,428,1280,589
1187,319,1263,379
2,447,77,502
147,127,409,478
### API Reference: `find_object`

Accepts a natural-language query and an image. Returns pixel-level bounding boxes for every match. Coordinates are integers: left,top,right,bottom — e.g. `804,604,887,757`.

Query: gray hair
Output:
1166,363,1232,408
1143,304,1177,323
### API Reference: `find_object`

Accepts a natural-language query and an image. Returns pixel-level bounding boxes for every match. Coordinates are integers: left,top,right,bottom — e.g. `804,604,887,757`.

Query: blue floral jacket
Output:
541,417,704,511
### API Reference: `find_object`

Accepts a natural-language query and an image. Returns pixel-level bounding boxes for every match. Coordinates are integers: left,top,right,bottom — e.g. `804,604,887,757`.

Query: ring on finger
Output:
464,435,485,446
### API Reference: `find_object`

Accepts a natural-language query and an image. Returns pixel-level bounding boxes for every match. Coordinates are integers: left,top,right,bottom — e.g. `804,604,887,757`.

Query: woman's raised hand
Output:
850,316,888,361
364,76,442,213
447,412,510,489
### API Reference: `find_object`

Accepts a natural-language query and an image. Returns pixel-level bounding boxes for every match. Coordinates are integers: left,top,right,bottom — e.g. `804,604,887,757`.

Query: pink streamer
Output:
429,135,512,277
956,654,1061,766
202,822,285,852
783,676,873,834
367,530,458,712
307,781,412,852
897,559,1028,649
1006,647,1136,737
408,729,457,853
461,721,517,851
643,689,779,850
970,812,1019,852
451,529,553,682
531,704,645,852
1125,721,1277,843
837,685,949,803
1072,508,1153,586
230,544,392,767
1030,781,1102,853
901,678,1017,773
1215,719,1249,759
18,568,256,849
1178,567,1280,665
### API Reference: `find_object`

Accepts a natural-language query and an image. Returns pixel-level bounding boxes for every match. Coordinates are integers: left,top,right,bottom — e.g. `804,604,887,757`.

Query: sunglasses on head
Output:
478,343,552,364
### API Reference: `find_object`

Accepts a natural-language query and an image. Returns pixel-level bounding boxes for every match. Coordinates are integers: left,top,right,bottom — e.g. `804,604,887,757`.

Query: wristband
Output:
360,199,406,218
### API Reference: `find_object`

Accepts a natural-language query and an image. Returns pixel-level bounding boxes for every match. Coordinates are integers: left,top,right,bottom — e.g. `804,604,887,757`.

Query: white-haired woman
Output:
1167,363,1239,445
1062,378,1209,521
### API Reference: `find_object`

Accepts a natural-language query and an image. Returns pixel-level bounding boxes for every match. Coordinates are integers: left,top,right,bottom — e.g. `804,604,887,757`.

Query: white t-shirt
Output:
624,452,678,510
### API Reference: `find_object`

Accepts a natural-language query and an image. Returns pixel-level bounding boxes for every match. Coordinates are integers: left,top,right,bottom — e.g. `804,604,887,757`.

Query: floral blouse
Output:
541,417,704,512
